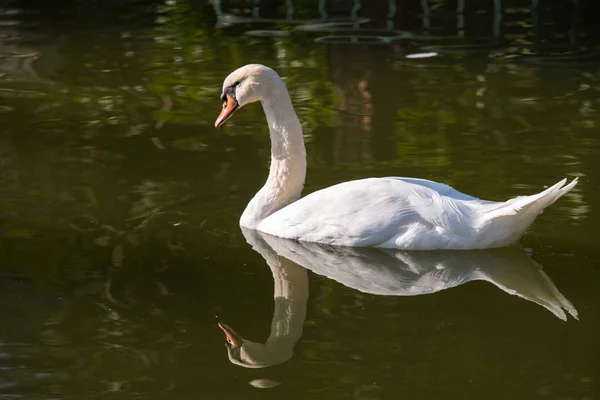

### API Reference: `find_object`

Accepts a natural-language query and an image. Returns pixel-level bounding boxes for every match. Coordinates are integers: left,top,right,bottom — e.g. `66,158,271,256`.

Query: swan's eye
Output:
234,80,241,87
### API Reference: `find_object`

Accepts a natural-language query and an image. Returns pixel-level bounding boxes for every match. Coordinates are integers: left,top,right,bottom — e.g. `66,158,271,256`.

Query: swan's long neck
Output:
240,85,306,229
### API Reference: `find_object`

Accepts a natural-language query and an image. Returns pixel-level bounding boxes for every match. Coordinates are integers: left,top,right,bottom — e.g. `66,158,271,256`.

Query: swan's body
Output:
216,64,578,250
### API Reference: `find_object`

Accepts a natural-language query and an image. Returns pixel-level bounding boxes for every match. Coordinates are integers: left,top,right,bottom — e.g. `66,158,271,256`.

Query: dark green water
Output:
0,1,598,398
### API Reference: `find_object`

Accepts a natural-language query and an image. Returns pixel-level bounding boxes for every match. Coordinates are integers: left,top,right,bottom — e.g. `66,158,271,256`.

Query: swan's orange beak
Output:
218,322,243,348
215,94,238,128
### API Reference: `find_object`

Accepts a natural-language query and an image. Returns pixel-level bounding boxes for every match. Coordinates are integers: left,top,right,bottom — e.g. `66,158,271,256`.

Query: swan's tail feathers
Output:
480,177,578,225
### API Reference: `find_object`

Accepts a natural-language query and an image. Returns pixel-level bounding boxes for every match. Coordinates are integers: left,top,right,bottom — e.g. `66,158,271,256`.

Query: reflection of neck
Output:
240,86,306,229
230,229,308,369
262,261,308,366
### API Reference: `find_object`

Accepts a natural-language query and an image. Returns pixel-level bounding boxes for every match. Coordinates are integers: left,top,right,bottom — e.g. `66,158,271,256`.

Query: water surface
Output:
0,1,598,399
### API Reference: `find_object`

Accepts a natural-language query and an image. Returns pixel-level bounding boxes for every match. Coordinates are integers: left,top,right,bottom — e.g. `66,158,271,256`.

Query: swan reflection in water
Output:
219,228,577,369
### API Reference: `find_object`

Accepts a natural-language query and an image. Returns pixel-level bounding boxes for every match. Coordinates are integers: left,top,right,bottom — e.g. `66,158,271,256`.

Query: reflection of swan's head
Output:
215,64,284,128
218,322,259,368
218,322,243,349
218,321,287,369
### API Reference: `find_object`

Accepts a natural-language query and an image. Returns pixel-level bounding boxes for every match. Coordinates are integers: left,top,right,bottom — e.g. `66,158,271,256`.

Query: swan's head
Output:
215,64,284,128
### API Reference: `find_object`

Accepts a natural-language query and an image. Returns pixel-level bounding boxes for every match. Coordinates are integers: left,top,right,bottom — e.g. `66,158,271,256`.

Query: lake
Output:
0,0,598,399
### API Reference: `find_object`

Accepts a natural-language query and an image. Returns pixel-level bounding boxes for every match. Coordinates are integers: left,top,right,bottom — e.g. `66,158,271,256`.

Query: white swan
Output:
216,64,578,250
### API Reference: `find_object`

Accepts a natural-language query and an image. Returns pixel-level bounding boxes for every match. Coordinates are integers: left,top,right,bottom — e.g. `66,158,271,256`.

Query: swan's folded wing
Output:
388,177,483,201
258,178,481,247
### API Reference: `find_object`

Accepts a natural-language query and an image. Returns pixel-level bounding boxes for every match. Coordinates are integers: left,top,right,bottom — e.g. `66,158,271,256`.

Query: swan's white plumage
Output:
218,64,578,250
258,176,578,250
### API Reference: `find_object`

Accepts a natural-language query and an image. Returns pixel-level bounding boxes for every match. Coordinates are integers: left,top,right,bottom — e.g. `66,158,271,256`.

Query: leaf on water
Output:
406,52,438,59
249,379,281,389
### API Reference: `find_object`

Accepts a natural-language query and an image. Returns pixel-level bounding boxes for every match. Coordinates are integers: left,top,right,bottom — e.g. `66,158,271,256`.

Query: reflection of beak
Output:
218,322,243,348
215,94,239,128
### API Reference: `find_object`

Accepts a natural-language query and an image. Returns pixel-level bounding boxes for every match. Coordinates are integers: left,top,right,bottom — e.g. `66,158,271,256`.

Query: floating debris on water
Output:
406,52,438,59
